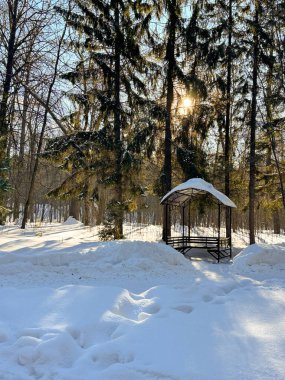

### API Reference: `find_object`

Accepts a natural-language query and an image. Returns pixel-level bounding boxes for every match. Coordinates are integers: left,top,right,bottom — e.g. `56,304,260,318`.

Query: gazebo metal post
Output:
229,207,232,258
182,205,185,244
188,203,190,238
218,203,221,262
163,204,170,242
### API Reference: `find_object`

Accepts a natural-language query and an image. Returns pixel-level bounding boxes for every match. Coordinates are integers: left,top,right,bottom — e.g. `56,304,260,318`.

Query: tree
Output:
224,0,233,239
54,0,153,237
0,0,64,223
0,0,19,222
248,0,260,244
256,0,285,232
20,14,68,229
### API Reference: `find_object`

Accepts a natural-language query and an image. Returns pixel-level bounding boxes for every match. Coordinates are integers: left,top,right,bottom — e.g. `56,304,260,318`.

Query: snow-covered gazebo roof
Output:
161,178,236,208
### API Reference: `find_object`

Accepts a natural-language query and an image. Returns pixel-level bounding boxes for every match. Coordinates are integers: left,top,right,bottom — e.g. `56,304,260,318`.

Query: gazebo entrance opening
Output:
161,178,236,262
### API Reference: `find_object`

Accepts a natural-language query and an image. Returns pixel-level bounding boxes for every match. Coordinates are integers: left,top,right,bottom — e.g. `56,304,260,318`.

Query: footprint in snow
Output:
112,291,161,322
212,295,233,305
92,351,134,369
0,329,8,343
202,294,213,302
144,303,161,315
222,284,237,295
172,304,193,314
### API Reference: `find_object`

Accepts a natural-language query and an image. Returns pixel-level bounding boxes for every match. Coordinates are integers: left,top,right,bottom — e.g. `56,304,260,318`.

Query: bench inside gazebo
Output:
161,178,236,262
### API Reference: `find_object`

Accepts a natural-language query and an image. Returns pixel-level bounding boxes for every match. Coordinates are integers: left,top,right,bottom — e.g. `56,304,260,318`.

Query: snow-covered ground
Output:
0,220,285,379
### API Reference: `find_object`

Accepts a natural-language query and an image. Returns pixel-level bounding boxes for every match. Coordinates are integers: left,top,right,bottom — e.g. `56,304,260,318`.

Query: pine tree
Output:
256,0,285,231
248,0,259,244
54,0,153,238
201,0,247,236
153,1,212,239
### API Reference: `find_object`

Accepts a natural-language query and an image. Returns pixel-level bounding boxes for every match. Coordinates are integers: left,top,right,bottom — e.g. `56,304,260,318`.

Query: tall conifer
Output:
55,0,152,238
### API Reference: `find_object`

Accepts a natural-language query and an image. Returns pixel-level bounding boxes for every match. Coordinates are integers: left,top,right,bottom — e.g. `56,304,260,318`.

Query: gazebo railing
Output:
166,235,231,262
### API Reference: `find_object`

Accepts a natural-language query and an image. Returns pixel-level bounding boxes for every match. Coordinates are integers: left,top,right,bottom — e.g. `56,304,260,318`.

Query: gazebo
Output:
161,178,236,262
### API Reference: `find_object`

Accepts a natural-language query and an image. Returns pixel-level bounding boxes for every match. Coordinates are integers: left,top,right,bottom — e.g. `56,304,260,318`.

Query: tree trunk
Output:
13,64,32,222
13,196,20,222
95,187,106,225
0,0,19,150
273,209,280,234
162,0,177,240
40,204,46,223
82,177,91,225
83,198,91,226
69,199,80,220
249,1,259,245
225,0,232,239
163,0,176,194
49,206,53,223
113,2,123,239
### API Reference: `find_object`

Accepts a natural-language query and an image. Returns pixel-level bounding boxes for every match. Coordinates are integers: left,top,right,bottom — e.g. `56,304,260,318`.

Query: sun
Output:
182,97,194,109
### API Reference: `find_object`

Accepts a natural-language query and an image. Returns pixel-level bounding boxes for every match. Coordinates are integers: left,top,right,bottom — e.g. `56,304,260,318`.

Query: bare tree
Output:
21,17,68,229
0,0,61,222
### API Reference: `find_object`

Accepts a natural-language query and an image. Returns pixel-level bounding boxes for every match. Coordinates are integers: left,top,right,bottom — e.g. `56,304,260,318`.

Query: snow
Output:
232,243,285,277
161,178,237,207
63,216,83,226
0,223,285,379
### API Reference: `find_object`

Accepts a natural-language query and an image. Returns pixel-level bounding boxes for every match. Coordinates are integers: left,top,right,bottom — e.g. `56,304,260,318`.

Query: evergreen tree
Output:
201,0,246,237
153,1,212,239
248,0,260,244
255,0,285,232
54,0,153,238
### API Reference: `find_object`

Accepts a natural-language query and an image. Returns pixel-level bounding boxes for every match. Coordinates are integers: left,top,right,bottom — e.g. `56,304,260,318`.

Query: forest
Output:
0,0,284,244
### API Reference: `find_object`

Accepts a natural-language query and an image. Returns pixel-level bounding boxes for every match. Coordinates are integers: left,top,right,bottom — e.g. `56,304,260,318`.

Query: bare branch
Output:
15,76,70,135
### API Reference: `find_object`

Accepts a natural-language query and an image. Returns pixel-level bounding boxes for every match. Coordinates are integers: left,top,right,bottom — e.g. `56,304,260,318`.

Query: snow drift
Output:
0,240,191,290
1,224,285,380
63,216,83,226
232,243,285,275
